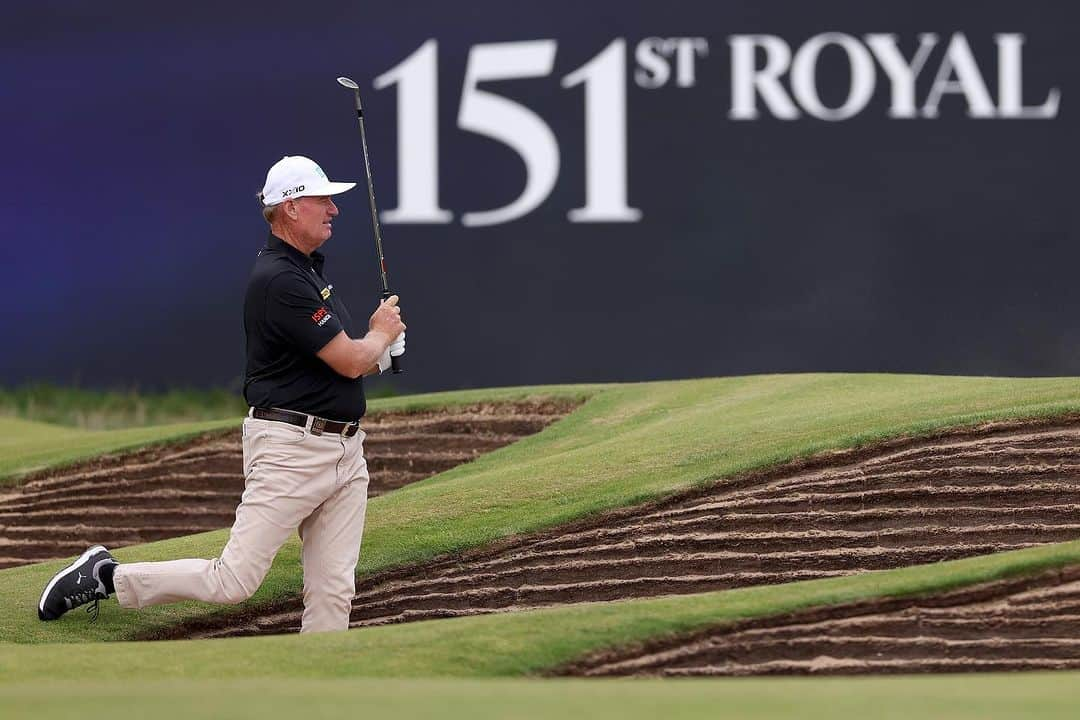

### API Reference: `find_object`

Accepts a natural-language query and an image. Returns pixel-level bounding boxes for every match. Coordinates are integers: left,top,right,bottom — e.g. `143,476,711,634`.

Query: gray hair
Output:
256,191,277,224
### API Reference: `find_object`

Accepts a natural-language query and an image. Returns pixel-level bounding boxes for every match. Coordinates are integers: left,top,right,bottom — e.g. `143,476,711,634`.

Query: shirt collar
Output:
267,233,327,275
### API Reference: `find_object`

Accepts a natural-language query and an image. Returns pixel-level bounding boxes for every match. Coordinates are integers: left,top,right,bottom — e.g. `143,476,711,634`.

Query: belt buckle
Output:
310,417,326,436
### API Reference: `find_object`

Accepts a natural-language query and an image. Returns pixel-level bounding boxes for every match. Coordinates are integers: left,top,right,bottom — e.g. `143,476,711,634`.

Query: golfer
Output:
38,155,405,632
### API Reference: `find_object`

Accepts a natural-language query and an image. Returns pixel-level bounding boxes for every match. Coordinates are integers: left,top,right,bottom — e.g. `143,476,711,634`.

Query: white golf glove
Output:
377,332,406,373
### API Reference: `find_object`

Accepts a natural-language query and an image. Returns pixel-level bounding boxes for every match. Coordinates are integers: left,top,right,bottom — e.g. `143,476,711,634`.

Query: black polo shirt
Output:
242,233,366,421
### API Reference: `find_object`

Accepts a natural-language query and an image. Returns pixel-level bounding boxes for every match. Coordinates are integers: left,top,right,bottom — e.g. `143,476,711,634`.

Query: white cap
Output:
260,155,356,206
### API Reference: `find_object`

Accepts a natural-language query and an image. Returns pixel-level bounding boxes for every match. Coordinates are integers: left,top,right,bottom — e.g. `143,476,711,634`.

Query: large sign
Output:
376,34,1060,227
1,3,1076,393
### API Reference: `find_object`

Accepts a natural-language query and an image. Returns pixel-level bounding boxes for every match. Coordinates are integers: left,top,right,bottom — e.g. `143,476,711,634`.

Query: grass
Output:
0,382,415,431
4,373,1080,648
4,674,1080,720
0,416,240,484
0,384,250,430
0,383,599,486
5,373,1080,717
2,535,1080,681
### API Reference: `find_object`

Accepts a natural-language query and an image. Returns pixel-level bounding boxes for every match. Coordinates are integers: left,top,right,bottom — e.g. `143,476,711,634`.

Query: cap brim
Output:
262,180,357,206
305,180,356,197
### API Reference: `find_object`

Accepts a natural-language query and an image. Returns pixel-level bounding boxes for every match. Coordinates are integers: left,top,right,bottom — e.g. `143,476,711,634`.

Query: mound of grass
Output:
4,373,1080,646
0,384,598,485
2,537,1080,682
0,416,240,484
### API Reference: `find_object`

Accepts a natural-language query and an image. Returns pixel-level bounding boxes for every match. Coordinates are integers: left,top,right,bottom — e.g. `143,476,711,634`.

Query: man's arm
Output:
316,295,405,379
317,329,391,379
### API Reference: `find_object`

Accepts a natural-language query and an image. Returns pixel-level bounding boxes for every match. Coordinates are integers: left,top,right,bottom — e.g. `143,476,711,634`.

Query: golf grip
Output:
382,289,404,374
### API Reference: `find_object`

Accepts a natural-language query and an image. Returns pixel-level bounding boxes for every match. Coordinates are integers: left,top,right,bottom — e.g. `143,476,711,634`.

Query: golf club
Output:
337,75,403,374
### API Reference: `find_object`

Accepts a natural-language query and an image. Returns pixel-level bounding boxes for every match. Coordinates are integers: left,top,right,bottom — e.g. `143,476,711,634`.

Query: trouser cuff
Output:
112,566,137,608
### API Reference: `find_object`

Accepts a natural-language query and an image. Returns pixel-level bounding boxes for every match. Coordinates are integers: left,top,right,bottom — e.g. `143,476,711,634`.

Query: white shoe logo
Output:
76,572,85,584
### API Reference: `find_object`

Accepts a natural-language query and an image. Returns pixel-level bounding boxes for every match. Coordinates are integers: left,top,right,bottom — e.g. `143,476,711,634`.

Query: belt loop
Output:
248,407,255,418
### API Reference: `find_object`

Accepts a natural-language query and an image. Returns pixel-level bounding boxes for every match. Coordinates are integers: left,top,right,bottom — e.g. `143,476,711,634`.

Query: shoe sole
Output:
38,544,108,620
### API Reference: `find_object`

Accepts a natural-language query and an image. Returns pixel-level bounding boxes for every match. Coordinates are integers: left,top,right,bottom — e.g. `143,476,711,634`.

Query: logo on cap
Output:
282,184,305,198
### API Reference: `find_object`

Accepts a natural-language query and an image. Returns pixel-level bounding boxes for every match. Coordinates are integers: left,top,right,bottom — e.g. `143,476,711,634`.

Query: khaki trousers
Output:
113,414,370,633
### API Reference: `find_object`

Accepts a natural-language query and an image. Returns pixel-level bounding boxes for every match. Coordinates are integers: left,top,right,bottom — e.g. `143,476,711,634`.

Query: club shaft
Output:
353,102,390,294
346,85,403,374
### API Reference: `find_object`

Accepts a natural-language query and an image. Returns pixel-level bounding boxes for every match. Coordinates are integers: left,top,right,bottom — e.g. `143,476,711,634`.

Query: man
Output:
38,155,405,633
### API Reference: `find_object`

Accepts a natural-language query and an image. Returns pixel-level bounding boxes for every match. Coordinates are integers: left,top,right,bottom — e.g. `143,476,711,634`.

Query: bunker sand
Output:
162,418,1080,641
0,401,572,570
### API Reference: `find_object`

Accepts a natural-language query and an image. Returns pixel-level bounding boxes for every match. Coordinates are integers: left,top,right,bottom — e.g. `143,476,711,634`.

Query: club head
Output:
336,76,360,90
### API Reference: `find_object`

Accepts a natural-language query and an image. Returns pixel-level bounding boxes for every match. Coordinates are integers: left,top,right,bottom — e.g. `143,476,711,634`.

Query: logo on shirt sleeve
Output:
311,307,333,327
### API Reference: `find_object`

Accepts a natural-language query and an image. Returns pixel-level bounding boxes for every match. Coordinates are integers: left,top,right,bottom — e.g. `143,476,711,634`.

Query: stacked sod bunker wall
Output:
557,566,1080,676
154,416,1080,650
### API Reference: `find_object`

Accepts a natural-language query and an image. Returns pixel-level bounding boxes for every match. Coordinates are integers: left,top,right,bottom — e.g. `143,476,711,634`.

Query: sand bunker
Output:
161,417,1080,641
559,566,1080,676
0,400,573,570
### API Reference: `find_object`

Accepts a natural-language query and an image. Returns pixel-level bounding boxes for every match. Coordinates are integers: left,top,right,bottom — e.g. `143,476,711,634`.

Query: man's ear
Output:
284,199,299,220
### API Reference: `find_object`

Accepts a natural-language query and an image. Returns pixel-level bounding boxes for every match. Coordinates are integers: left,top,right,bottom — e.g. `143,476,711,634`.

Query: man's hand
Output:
377,332,405,373
368,295,406,346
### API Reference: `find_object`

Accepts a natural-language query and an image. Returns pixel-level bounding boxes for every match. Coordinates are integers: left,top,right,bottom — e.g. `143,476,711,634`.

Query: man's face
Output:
287,195,339,246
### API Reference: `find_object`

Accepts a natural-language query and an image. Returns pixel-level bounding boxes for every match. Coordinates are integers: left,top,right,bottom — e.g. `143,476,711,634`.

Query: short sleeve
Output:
264,271,345,354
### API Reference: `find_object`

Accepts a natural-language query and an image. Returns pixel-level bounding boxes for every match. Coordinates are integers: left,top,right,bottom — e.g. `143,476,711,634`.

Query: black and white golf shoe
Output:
38,545,117,621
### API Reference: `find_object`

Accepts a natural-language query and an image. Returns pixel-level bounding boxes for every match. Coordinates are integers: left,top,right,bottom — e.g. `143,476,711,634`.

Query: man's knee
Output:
213,557,267,604
220,583,256,605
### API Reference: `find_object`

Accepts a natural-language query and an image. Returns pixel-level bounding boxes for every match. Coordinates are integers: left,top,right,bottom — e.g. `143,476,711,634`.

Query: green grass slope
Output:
0,384,598,485
0,416,240,484
4,373,1080,646
3,537,1080,681
5,674,1080,720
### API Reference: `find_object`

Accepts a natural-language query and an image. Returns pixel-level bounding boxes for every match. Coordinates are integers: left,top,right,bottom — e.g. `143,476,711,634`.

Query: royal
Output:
728,33,1061,120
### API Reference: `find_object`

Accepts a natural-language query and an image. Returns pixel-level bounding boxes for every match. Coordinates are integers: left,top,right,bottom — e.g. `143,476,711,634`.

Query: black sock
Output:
99,561,117,595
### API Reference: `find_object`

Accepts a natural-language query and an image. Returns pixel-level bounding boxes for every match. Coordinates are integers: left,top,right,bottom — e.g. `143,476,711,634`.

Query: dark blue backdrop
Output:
3,1,1076,393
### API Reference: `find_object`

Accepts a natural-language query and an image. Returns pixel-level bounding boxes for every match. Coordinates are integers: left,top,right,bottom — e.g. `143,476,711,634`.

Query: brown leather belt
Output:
251,407,360,437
